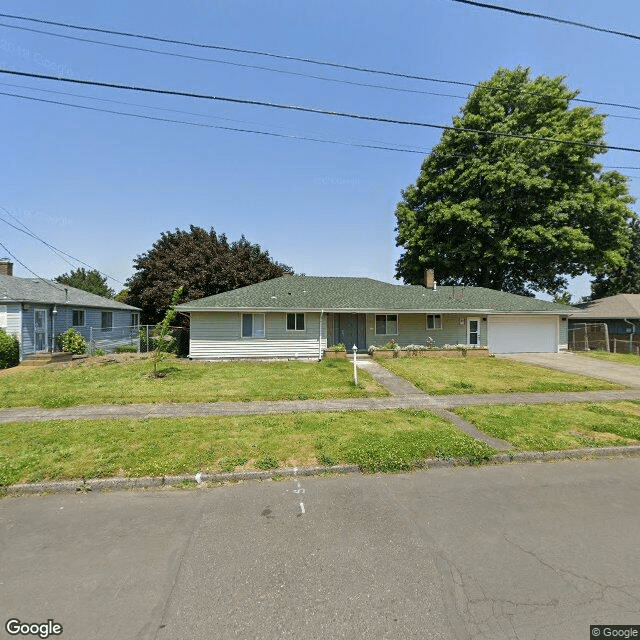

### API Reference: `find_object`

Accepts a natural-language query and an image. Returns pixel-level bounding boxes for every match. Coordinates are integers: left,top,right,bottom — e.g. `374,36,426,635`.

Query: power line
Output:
4,89,640,178
1,12,639,114
0,239,67,292
3,69,639,154
0,90,431,154
0,81,430,152
0,206,125,285
0,22,469,101
9,82,640,171
0,12,476,86
449,0,640,42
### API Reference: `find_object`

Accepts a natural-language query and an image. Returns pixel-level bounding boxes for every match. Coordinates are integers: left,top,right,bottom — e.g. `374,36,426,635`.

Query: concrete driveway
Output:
498,351,640,388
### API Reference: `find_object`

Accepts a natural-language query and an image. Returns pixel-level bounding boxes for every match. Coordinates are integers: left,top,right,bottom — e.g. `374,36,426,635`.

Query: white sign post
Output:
352,344,358,386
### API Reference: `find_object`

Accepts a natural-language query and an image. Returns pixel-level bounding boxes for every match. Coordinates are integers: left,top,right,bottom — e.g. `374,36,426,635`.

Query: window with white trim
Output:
286,313,305,331
426,314,442,330
0,305,6,329
101,311,113,332
131,312,139,328
375,314,398,335
242,313,265,338
72,309,85,327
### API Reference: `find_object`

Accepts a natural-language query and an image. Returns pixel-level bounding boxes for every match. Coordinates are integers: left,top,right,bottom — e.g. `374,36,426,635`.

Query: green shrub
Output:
328,343,346,352
115,345,137,353
0,329,19,369
57,328,86,355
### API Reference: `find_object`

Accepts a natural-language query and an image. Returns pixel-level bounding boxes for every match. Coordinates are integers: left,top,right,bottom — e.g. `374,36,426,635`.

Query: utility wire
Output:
4,88,640,176
1,12,639,114
0,81,430,151
2,68,639,154
0,239,67,292
0,90,430,154
0,22,469,101
449,0,640,42
0,206,125,285
9,81,640,168
0,12,476,85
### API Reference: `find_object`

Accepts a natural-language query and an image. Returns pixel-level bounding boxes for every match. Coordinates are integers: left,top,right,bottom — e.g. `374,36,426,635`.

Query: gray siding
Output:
559,317,568,348
20,304,138,355
0,304,21,337
364,313,487,348
190,311,327,359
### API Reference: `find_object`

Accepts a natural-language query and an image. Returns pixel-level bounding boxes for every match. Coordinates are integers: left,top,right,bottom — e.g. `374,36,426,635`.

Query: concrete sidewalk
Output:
2,389,640,422
5,356,640,453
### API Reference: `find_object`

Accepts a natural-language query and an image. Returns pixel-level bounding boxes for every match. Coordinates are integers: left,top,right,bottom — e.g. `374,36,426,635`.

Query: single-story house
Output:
0,261,141,359
176,273,571,359
570,294,640,335
569,294,640,350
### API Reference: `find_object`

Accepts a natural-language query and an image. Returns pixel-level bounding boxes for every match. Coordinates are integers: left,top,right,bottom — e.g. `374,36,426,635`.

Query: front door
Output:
334,314,366,351
34,308,48,352
467,317,480,346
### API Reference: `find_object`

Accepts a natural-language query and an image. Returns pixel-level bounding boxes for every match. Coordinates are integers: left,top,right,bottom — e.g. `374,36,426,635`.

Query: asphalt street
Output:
2,458,640,640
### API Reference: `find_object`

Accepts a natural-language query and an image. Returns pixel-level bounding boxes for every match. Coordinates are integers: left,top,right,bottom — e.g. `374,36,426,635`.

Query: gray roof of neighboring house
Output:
570,294,640,320
0,275,140,311
177,276,571,314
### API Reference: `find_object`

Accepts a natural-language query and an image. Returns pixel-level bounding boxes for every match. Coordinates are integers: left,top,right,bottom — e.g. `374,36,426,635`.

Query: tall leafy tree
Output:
55,268,115,298
395,67,635,296
125,226,294,323
590,218,640,298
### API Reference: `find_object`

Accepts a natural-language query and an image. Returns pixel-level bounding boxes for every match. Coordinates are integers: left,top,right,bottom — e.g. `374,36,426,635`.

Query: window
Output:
0,305,6,329
375,314,398,336
468,318,480,345
72,309,85,327
426,314,442,330
286,313,305,331
101,311,113,332
131,312,139,328
241,313,265,338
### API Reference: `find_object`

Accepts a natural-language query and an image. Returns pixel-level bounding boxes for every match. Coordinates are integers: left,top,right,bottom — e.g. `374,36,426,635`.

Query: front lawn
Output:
0,410,496,485
574,351,640,367
0,357,387,408
378,357,623,395
455,402,640,451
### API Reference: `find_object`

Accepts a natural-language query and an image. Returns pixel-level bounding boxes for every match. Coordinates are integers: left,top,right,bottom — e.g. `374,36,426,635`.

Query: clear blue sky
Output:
1,0,639,300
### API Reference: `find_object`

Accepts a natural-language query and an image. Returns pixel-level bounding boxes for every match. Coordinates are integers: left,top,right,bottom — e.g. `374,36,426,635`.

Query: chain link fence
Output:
84,325,140,355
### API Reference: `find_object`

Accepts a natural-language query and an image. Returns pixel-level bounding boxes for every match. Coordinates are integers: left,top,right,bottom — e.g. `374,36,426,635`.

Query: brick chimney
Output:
424,268,435,290
0,260,13,276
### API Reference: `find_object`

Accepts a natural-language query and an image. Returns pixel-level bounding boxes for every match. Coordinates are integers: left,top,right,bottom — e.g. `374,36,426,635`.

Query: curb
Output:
4,446,640,496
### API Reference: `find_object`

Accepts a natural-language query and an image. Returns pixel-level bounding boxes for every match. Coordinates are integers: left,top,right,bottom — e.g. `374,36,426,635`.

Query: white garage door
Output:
487,315,558,353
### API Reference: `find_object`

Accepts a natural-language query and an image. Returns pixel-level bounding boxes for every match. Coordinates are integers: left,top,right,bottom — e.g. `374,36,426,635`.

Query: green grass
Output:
0,410,496,485
0,358,387,408
378,357,623,395
455,402,640,451
574,350,640,366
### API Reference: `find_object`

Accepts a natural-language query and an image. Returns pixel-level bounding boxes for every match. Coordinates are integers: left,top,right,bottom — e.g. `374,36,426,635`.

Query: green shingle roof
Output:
177,276,571,314
0,275,140,311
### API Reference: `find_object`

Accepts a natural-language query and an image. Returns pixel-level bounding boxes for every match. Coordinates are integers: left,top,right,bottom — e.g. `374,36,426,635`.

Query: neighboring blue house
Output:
0,261,141,360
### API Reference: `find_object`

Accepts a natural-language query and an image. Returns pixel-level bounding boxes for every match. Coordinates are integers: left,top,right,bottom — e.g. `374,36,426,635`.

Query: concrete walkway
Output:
355,358,424,395
499,351,640,388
